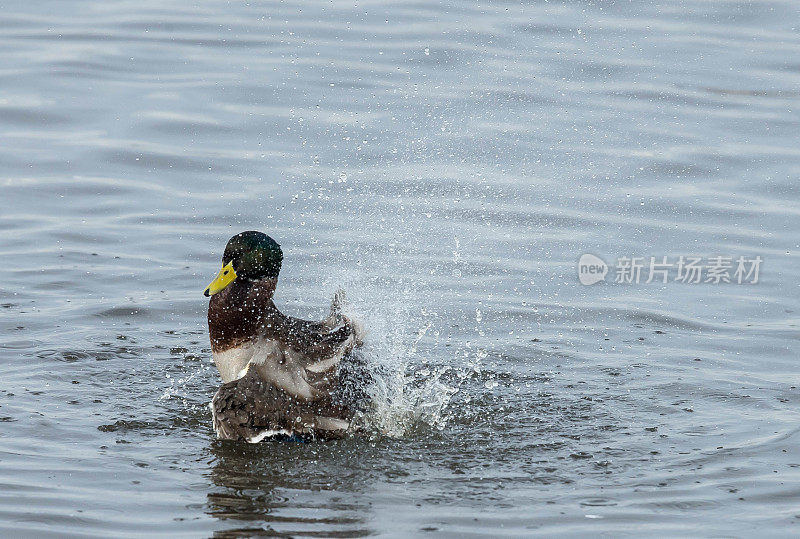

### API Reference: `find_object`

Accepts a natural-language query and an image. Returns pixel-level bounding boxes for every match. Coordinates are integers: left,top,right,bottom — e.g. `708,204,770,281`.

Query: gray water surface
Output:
1,0,799,536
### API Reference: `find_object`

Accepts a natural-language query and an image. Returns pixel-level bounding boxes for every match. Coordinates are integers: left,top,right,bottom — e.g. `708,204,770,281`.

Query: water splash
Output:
159,362,211,402
339,281,459,438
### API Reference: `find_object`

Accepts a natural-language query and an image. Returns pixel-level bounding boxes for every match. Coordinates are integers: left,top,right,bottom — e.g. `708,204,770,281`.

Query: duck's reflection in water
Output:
206,437,377,538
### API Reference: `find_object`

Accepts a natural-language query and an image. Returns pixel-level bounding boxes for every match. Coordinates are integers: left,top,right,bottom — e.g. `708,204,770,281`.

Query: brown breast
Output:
207,278,278,352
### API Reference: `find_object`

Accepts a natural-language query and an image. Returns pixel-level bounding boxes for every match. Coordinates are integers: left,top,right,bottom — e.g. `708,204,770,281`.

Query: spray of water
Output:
338,280,459,438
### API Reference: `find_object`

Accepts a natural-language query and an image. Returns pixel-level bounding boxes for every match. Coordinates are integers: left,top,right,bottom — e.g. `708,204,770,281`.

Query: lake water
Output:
1,0,799,536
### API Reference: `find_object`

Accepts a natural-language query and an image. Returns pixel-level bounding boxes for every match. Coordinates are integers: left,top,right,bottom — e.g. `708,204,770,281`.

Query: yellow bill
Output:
204,261,237,297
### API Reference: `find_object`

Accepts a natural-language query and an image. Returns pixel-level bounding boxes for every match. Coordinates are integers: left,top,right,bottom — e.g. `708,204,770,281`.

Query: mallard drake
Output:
203,231,366,442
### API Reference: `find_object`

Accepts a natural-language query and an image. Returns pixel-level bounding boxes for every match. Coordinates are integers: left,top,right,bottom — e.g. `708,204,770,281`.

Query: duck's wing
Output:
271,290,364,373
248,341,323,401
245,290,364,401
250,316,356,400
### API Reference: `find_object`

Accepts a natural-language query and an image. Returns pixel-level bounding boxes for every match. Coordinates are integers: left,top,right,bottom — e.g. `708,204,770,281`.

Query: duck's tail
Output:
329,288,346,316
330,288,366,347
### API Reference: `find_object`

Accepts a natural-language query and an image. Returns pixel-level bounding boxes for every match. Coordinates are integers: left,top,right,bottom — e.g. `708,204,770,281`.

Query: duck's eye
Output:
223,270,229,275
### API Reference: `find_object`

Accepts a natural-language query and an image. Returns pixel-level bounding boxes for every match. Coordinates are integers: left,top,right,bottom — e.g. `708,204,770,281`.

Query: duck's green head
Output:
204,231,283,297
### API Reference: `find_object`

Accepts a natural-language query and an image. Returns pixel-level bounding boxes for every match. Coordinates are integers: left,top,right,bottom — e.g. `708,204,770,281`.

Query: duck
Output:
203,231,367,442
